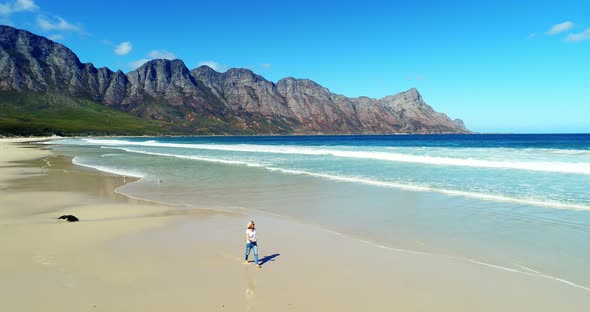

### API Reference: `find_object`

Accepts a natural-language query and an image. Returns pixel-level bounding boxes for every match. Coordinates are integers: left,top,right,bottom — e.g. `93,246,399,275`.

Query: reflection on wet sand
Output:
7,154,144,204
245,266,256,312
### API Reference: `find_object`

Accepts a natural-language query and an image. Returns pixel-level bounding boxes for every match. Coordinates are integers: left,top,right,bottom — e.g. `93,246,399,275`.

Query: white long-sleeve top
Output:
246,228,256,243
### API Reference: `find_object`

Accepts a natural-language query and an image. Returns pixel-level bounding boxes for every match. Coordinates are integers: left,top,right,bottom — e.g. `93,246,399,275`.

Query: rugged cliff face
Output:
0,25,468,135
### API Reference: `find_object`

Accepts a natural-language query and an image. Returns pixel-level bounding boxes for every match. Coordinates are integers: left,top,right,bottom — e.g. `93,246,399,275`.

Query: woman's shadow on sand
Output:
257,253,280,266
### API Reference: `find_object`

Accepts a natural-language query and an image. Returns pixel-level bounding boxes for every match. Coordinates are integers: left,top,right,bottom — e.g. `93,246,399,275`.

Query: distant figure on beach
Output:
244,221,260,268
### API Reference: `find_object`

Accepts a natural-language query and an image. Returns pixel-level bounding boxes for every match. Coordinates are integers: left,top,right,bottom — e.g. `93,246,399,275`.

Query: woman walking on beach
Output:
245,221,260,268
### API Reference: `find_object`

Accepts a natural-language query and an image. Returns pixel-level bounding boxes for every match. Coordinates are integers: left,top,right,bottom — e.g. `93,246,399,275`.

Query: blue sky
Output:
1,0,589,133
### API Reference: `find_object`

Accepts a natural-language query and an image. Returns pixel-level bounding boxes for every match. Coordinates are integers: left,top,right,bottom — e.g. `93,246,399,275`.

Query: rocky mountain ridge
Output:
0,25,468,134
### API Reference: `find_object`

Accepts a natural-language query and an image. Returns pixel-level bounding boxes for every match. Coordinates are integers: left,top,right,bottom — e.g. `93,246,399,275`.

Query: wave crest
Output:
84,139,590,175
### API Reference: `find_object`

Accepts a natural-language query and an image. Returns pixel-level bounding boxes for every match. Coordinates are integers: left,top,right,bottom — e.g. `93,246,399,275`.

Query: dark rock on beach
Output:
58,215,79,222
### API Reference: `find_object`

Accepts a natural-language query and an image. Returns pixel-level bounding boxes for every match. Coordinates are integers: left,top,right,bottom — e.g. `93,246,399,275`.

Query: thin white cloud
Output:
405,75,425,82
129,58,149,69
0,4,9,15
198,61,229,72
260,63,272,69
114,41,132,55
13,0,37,11
48,33,64,41
128,50,178,69
148,50,176,59
101,39,113,45
565,28,590,42
37,15,82,33
547,21,574,35
527,33,537,39
0,0,38,15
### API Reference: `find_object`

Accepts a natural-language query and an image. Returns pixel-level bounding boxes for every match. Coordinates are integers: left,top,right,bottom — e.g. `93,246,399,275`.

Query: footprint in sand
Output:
33,253,78,288
34,253,55,266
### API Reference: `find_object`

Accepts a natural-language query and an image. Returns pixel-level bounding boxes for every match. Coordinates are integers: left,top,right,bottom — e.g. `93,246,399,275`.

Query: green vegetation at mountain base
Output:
0,91,176,136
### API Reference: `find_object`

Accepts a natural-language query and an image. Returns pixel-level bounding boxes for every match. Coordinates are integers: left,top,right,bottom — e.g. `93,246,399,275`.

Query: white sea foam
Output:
515,264,543,275
72,156,145,178
105,147,266,168
100,153,125,157
100,146,590,211
539,149,590,155
263,167,590,211
83,139,590,175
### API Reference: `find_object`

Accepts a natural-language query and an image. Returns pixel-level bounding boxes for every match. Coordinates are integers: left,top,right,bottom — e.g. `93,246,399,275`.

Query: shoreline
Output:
59,136,590,211
1,138,589,311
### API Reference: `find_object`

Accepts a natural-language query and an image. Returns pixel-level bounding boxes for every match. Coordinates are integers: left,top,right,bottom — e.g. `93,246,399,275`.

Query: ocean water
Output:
47,134,590,291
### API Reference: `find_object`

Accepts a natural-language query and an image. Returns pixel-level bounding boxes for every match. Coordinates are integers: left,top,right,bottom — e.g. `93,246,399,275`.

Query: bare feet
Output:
243,261,249,264
256,264,261,268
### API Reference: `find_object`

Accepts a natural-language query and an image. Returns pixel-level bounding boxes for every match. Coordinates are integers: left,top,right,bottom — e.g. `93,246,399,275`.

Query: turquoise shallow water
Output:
47,134,590,291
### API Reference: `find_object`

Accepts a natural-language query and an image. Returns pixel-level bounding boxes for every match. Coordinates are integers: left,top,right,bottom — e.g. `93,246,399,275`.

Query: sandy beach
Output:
1,138,589,311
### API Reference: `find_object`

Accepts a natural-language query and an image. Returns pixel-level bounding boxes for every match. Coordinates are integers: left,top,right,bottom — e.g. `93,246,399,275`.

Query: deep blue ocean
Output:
48,134,590,291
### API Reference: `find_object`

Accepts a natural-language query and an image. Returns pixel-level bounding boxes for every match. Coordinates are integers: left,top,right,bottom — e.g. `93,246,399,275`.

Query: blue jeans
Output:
245,242,259,265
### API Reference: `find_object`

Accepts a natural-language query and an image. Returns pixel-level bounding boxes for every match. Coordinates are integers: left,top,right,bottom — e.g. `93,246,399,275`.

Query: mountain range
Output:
0,25,468,135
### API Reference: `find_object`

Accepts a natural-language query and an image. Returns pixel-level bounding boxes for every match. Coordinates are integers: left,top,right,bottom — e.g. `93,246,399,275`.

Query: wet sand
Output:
0,138,588,311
